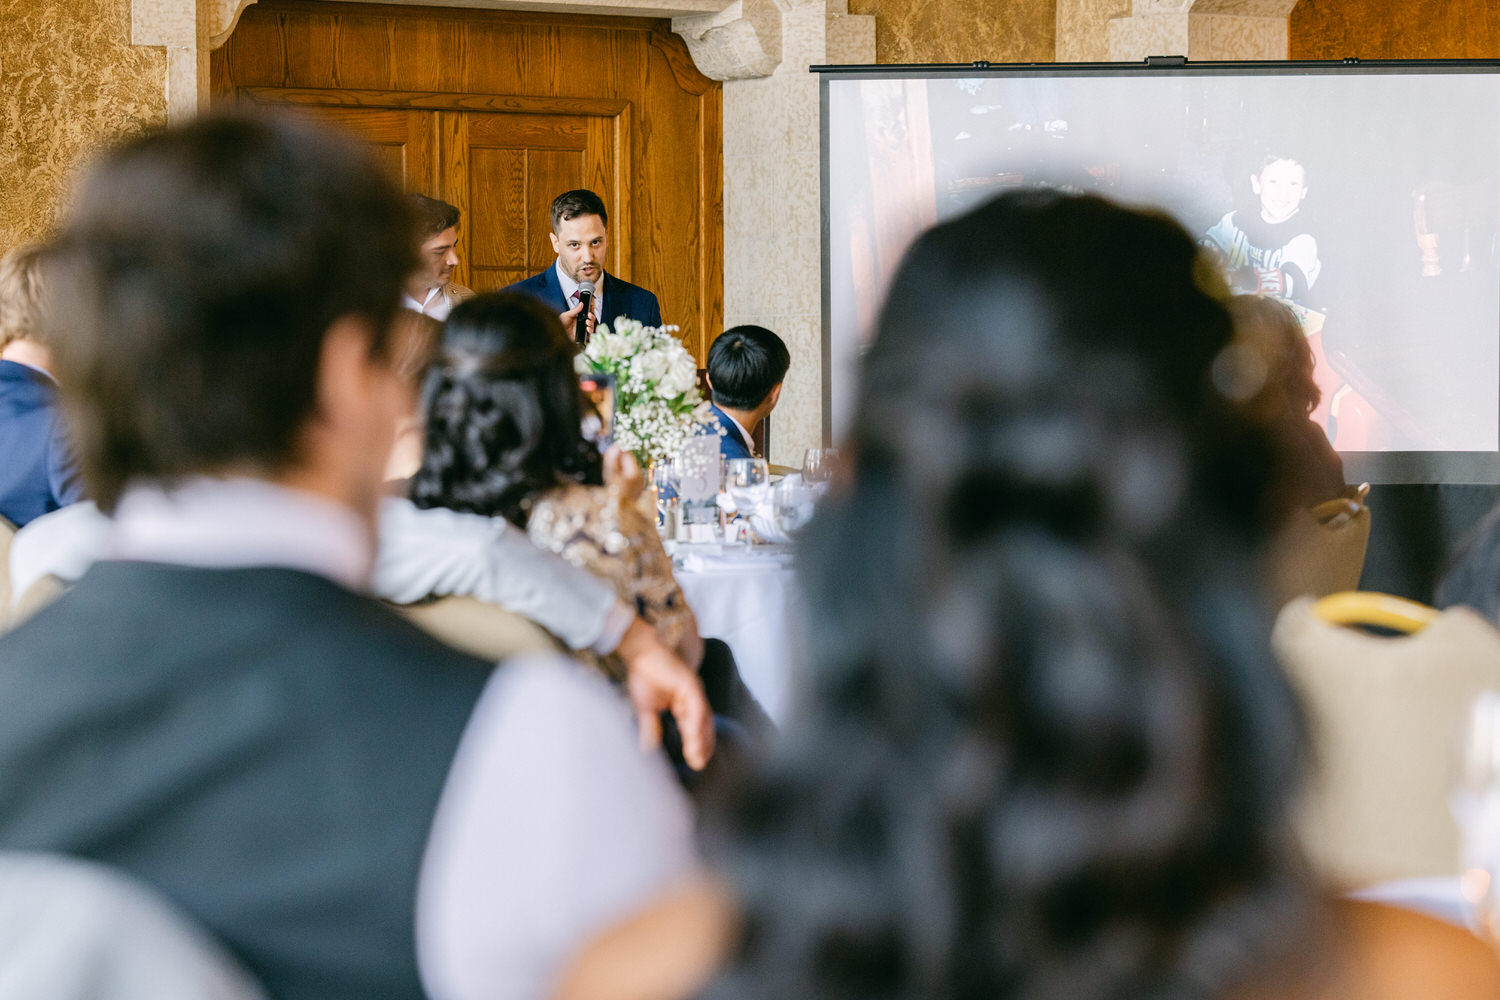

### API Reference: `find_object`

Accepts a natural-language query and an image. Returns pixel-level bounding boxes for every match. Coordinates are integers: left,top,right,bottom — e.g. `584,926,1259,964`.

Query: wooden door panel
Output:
239,100,438,196
448,110,621,295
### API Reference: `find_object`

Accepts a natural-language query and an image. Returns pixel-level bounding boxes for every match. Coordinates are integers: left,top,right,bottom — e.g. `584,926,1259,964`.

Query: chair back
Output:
0,516,14,629
0,852,268,1000
389,595,561,662
1273,593,1500,887
11,573,66,626
1268,492,1372,606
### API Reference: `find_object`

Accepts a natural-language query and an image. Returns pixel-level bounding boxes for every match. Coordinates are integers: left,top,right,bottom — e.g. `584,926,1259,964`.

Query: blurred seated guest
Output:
1224,294,1345,516
1437,499,1500,623
384,310,441,483
0,243,84,526
410,294,772,740
403,194,473,321
703,325,789,462
556,191,1500,1000
0,112,709,1000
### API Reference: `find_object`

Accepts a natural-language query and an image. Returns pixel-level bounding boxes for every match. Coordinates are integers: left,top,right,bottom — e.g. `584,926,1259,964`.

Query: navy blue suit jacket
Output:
0,360,84,526
504,265,663,330
705,403,755,462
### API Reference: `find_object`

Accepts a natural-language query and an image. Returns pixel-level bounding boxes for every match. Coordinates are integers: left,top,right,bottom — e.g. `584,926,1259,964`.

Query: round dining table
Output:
673,543,800,723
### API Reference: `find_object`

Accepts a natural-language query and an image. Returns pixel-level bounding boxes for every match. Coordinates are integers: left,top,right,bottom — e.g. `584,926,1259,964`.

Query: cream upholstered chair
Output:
1273,591,1500,889
10,573,66,626
1267,486,1372,607
0,516,15,629
389,595,563,662
0,852,268,1000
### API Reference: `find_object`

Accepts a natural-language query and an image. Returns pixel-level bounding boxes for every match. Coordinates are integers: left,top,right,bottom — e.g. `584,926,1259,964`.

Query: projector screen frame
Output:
816,58,1500,485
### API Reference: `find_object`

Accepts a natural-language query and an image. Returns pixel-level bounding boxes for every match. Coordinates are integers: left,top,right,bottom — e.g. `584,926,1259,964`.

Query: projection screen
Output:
820,61,1500,483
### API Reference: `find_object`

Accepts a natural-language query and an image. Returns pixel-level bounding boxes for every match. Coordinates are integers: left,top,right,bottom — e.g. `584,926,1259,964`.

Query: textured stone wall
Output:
848,0,1054,64
0,0,166,250
1290,0,1500,60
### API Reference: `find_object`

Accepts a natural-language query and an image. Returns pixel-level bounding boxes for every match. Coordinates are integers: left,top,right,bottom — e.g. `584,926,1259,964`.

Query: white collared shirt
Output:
111,477,373,589
720,409,757,458
554,260,604,327
404,285,454,321
13,491,633,655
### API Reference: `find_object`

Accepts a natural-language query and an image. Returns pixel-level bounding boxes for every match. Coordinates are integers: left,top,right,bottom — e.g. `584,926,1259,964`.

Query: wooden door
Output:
235,89,627,297
442,109,623,293
213,3,722,360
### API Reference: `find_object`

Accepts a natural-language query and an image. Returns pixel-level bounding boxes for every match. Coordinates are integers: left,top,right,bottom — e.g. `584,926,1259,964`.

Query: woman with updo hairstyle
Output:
1223,294,1346,515
411,291,703,678
553,192,1500,1000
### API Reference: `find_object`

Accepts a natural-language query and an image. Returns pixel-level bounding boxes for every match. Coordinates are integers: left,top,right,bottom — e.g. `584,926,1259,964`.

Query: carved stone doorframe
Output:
131,0,803,124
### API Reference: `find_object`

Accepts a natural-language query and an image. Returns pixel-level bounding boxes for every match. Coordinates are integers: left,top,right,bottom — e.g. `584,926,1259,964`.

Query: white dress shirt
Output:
720,409,757,458
11,494,634,655
15,477,698,1000
403,285,455,321
554,261,604,327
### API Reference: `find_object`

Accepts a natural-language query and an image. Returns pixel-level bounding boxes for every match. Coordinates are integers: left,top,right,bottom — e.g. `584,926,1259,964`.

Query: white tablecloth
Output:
675,547,799,723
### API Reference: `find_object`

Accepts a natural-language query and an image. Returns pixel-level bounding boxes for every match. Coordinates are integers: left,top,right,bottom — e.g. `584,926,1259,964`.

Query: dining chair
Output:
1267,485,1373,607
388,594,563,662
1273,591,1500,888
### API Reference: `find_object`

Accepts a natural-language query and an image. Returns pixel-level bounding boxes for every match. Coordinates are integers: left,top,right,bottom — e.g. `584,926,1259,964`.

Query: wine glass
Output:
652,460,680,539
802,448,839,487
1456,690,1500,945
773,475,816,537
725,458,770,548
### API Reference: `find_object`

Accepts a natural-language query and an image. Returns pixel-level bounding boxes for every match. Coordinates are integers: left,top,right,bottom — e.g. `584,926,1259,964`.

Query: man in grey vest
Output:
0,113,709,1000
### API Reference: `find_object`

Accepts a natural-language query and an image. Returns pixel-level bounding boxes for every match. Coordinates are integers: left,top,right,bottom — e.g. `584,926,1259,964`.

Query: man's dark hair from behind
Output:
707,325,790,410
47,113,416,513
408,192,460,241
549,189,608,232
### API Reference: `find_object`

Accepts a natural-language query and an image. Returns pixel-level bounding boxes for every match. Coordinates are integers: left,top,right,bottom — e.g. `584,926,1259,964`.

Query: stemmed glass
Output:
1456,690,1500,946
725,458,770,549
652,460,680,539
772,475,816,537
802,448,839,489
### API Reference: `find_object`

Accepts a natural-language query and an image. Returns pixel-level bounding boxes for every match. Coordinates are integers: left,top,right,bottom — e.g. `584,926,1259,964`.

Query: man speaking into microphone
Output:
505,189,663,344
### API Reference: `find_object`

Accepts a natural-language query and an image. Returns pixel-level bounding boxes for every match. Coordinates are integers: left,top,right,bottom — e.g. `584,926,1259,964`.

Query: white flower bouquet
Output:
576,316,716,470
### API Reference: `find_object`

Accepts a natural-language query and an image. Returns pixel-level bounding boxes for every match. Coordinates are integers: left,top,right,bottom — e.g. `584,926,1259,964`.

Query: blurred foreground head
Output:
707,191,1313,1000
48,112,416,512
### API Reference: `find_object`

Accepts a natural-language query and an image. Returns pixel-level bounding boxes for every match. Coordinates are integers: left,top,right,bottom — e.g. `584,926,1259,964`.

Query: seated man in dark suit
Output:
505,189,662,341
0,243,84,526
0,113,710,1000
703,324,790,462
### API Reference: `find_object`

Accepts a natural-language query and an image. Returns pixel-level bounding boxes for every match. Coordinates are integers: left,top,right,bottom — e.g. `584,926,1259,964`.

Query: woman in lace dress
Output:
409,292,703,681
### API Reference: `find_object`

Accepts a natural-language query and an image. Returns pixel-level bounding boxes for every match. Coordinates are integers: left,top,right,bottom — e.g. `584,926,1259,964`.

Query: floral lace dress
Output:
525,483,699,682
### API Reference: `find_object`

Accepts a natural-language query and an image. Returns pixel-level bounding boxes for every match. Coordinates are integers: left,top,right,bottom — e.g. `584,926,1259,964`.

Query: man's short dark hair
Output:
549,190,608,232
707,325,790,410
409,193,460,240
48,112,416,513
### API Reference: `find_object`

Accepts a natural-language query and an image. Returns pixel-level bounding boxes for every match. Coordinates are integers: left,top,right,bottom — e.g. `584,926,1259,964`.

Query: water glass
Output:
773,475,816,536
802,448,839,486
652,461,680,538
725,458,770,546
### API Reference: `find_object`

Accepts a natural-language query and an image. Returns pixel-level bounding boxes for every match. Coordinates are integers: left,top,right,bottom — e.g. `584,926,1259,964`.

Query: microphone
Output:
575,280,595,346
